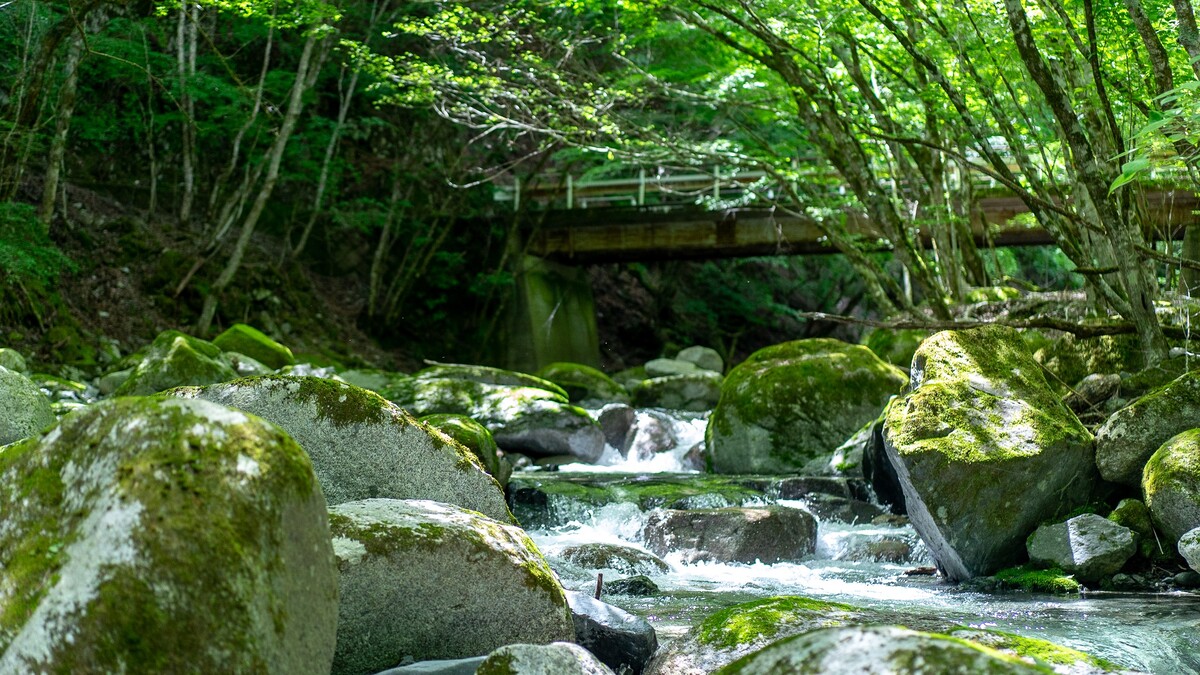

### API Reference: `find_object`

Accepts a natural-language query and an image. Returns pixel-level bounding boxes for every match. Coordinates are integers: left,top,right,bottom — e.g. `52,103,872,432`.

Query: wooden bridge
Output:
493,169,1200,264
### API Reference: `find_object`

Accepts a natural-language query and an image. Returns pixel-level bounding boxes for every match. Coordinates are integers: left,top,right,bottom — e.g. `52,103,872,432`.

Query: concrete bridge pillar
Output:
503,255,600,373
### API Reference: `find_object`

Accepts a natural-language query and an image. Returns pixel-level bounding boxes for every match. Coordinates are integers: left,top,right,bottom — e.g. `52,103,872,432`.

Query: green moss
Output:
964,286,1022,303
995,565,1081,594
535,362,628,404
952,628,1122,671
696,596,859,649
212,323,295,370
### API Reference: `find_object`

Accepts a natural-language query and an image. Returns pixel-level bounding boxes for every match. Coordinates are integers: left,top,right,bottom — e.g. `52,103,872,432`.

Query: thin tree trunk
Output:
177,4,197,226
39,31,84,227
197,32,325,335
368,177,405,316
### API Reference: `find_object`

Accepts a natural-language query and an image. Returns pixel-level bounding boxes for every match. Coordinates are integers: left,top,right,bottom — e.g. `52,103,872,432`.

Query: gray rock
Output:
644,357,699,378
559,543,670,575
1178,526,1200,573
0,347,27,373
419,413,511,489
1143,429,1200,543
0,365,55,445
415,362,569,399
224,351,273,376
565,591,657,675
597,403,635,451
622,409,678,459
166,375,511,522
882,326,1098,581
708,339,906,474
1064,373,1122,413
475,643,613,675
375,656,485,675
97,367,133,396
631,372,722,412
676,345,723,373
0,397,337,674
535,362,630,406
1095,371,1200,486
328,499,574,674
1026,514,1136,583
642,506,817,564
604,575,659,596
114,329,237,396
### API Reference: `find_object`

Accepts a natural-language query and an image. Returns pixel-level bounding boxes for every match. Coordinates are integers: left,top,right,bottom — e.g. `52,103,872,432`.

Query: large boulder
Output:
212,322,295,369
642,506,817,564
475,643,613,675
707,339,906,474
1179,526,1200,573
328,499,574,673
0,397,338,673
631,372,722,412
1095,372,1200,486
565,591,657,675
393,377,605,463
114,330,237,396
1142,429,1200,544
0,365,55,445
419,413,511,488
166,375,511,522
1026,514,1136,583
716,626,1048,674
536,362,630,406
882,326,1098,581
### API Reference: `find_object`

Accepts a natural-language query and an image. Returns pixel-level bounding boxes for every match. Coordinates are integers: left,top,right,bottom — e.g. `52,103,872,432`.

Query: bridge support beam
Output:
503,255,600,373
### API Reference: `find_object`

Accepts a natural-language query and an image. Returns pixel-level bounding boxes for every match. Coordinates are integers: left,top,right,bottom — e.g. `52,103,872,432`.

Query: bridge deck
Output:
523,191,1200,264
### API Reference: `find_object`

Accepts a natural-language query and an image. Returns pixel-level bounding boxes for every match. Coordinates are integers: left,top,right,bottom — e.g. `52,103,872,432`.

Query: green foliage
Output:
0,203,75,287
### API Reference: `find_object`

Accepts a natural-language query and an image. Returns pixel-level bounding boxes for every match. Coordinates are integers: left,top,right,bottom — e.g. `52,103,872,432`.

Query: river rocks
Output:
676,345,723,373
565,591,658,675
0,347,27,373
642,505,817,564
631,371,722,411
328,499,573,673
419,413,511,488
882,326,1098,581
605,575,659,596
708,339,906,474
718,626,1049,674
1095,372,1200,486
645,357,699,378
1026,514,1136,583
114,329,238,395
559,543,670,575
1143,429,1200,544
212,322,295,369
622,409,679,459
475,643,613,675
597,403,635,450
0,365,55,445
0,397,338,673
536,362,630,406
415,362,569,399
393,377,605,463
166,375,512,522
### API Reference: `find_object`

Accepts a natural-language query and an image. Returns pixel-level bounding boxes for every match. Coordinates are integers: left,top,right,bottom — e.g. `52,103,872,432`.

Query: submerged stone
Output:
882,326,1098,581
708,338,906,474
0,397,338,673
212,322,295,369
166,375,512,522
114,329,237,396
328,499,573,673
0,365,55,445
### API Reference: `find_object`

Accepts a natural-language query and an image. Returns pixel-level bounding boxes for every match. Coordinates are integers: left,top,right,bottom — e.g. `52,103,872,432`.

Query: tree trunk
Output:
177,4,197,226
38,31,84,227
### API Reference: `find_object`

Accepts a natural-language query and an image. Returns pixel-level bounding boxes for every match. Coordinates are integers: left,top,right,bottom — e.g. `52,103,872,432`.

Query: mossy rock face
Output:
716,626,1051,675
0,366,56,445
114,330,237,396
0,347,27,373
863,328,931,370
419,413,510,488
558,543,670,576
707,339,907,474
1142,429,1200,544
536,362,630,406
0,397,338,674
476,642,613,675
415,363,569,400
212,323,295,370
950,628,1124,673
328,499,574,673
165,375,512,523
1034,333,1143,393
394,378,605,463
1095,372,1200,486
632,371,723,412
994,565,1081,594
882,326,1098,581
642,506,817,564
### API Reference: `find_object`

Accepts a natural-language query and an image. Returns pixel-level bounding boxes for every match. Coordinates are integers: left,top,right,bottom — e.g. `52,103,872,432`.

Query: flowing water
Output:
516,409,1200,674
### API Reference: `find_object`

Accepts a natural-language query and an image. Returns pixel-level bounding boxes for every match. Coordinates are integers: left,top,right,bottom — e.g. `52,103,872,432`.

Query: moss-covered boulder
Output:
1109,498,1159,558
558,543,670,576
0,365,56,445
632,371,723,412
394,378,605,463
707,339,905,474
166,376,511,522
716,626,1050,674
863,328,931,370
1142,429,1200,544
476,643,613,675
212,323,295,369
1095,372,1200,486
641,506,817,564
328,499,573,673
114,330,237,396
0,347,27,373
536,362,630,406
420,413,510,488
948,628,1124,674
882,326,1098,581
1025,514,1136,583
0,397,338,673
415,362,569,399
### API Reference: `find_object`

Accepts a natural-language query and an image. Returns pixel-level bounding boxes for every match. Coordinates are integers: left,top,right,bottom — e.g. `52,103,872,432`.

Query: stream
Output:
512,409,1200,674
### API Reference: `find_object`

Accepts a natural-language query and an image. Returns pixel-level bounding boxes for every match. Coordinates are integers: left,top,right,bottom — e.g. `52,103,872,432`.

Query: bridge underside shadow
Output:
502,255,601,374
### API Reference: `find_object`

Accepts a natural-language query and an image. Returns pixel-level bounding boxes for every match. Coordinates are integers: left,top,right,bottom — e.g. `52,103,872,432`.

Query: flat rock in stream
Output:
642,506,816,564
